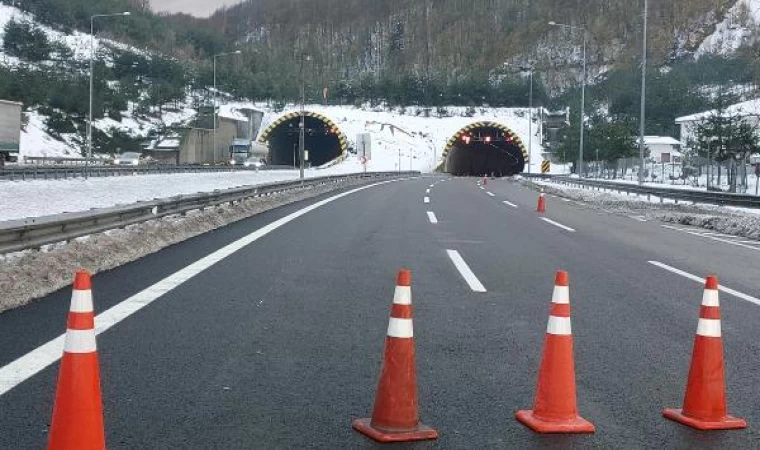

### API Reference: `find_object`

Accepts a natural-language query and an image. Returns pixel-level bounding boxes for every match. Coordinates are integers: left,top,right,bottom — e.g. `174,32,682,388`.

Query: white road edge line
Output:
648,261,760,307
0,177,405,397
502,200,518,208
486,192,495,197
662,225,760,252
446,250,487,292
427,211,438,224
424,196,430,203
540,217,576,232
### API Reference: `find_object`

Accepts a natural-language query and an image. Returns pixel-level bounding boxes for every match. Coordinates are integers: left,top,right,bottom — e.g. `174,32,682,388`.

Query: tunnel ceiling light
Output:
485,136,492,143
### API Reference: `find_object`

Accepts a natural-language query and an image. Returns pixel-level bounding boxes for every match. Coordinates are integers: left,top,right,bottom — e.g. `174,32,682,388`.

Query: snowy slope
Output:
696,0,760,57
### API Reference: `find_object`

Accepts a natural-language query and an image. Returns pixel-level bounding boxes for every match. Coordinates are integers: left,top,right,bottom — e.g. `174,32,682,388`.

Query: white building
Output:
675,98,760,145
638,136,682,163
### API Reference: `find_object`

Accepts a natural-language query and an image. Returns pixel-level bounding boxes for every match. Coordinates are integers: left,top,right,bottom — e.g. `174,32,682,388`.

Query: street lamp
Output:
300,53,311,179
213,50,242,164
88,12,130,170
549,21,587,177
638,0,649,185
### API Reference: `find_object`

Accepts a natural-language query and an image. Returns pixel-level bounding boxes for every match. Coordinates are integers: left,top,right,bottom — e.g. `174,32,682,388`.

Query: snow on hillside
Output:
696,0,760,57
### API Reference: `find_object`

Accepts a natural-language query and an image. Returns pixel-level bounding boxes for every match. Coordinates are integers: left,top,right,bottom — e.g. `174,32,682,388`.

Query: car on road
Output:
243,157,266,169
113,152,142,166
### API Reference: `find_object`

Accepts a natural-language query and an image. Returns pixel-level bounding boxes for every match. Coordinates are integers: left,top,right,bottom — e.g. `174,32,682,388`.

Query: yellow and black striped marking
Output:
258,111,348,156
541,160,551,174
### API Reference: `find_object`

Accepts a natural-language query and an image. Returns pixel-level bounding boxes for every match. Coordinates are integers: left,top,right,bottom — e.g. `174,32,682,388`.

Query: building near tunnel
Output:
258,111,348,167
443,121,529,176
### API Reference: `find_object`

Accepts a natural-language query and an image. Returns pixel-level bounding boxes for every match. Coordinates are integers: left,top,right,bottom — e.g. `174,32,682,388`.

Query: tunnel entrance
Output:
444,121,528,176
259,111,347,167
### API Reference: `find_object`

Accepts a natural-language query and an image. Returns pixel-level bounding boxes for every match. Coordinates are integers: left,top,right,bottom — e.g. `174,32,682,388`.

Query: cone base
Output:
516,410,595,434
663,408,747,431
352,418,438,442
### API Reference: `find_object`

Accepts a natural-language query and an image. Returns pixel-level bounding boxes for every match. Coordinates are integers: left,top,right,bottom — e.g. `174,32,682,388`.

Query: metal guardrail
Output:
523,174,760,208
0,164,297,181
0,171,419,254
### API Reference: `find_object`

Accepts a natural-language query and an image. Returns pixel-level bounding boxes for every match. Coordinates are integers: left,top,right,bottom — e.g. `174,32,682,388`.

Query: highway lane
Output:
1,174,760,448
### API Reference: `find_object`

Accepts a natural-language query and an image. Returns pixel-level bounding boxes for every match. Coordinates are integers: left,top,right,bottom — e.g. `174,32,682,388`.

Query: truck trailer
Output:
0,100,22,166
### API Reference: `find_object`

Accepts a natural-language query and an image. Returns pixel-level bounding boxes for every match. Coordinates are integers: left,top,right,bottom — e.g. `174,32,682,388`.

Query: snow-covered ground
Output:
696,0,760,57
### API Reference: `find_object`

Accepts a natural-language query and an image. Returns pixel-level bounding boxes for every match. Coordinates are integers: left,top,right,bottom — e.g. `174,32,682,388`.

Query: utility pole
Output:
300,53,311,180
638,0,648,185
528,69,533,174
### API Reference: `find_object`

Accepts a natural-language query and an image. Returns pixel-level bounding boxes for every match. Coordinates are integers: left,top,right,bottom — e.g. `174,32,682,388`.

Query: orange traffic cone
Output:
48,270,106,450
663,275,746,430
516,270,595,433
536,191,546,213
352,269,438,442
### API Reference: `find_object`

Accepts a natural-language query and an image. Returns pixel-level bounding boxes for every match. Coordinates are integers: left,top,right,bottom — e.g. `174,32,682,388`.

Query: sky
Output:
150,0,240,17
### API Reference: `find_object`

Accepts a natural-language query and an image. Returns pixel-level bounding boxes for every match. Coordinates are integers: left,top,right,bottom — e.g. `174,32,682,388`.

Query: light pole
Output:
300,53,311,180
213,50,241,165
88,12,130,173
549,21,587,177
638,0,648,185
520,66,535,174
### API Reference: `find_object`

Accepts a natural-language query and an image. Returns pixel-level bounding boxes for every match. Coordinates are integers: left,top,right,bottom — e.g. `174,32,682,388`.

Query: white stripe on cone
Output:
63,329,97,353
702,289,719,307
387,318,414,338
696,318,721,337
393,286,412,305
70,290,94,313
546,316,572,335
552,286,569,304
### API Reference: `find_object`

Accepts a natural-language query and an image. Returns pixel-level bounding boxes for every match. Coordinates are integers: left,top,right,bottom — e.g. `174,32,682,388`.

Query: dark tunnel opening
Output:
445,126,526,176
266,116,343,167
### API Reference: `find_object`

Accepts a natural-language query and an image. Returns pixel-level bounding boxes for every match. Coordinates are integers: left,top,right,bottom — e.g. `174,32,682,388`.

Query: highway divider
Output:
522,174,760,209
0,172,418,254
0,164,296,181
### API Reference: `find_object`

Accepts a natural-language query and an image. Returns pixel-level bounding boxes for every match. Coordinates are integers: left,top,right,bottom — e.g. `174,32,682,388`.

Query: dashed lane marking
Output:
446,250,487,293
649,261,760,307
0,178,405,397
540,217,576,233
427,211,438,224
628,215,648,222
426,188,430,194
487,192,495,197
424,197,430,204
502,200,518,208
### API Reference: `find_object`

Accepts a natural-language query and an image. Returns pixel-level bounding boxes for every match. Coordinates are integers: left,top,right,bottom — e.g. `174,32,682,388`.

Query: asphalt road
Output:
2,175,760,449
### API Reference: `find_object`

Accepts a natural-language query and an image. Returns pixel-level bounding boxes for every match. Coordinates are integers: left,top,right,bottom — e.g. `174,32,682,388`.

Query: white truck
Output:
0,99,22,166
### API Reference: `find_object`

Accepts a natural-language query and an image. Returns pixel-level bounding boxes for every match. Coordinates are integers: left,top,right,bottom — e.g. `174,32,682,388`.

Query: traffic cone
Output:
352,269,438,442
48,270,106,450
516,270,595,433
536,191,546,213
663,275,746,430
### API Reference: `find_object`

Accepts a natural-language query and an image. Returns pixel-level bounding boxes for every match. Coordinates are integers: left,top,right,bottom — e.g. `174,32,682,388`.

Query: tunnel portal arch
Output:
258,111,348,167
443,121,529,176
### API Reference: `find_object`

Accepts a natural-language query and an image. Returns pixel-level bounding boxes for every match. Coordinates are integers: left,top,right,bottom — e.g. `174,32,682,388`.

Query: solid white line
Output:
648,261,760,307
427,211,438,224
487,192,495,197
0,178,402,397
540,217,576,232
424,196,430,203
661,225,760,252
502,200,518,208
446,250,487,292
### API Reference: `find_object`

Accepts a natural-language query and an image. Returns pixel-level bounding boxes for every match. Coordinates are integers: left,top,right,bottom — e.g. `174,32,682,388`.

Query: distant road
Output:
1,176,758,448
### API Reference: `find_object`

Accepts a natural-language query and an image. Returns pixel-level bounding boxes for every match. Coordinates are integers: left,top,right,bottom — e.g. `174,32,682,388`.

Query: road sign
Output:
541,160,551,174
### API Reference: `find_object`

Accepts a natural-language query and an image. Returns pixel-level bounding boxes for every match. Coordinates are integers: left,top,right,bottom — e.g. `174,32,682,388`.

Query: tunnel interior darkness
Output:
445,125,526,176
264,115,344,167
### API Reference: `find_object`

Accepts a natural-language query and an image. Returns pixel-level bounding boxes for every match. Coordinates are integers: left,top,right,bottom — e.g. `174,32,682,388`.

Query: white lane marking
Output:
628,215,648,222
0,178,404,397
661,225,760,252
424,196,430,204
429,184,435,188
426,188,430,194
446,250,487,293
479,186,485,190
648,261,760,307
502,200,518,208
486,192,495,197
427,211,438,224
561,198,571,202
540,217,576,233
